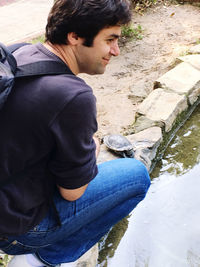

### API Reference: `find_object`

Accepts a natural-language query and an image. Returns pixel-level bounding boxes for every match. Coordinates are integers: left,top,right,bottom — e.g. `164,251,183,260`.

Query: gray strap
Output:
15,61,73,77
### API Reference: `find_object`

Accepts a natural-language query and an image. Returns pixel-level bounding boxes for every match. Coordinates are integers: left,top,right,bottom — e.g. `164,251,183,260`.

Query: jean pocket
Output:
0,238,50,255
28,208,60,234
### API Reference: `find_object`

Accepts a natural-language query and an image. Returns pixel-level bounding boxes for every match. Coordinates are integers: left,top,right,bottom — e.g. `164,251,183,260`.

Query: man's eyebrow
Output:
107,34,120,39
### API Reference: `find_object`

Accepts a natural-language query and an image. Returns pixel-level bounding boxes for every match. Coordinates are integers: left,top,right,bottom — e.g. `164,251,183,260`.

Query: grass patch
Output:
31,34,45,44
121,24,143,43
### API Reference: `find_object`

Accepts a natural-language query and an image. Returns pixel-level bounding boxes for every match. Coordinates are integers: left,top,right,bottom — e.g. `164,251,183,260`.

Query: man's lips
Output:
103,57,110,64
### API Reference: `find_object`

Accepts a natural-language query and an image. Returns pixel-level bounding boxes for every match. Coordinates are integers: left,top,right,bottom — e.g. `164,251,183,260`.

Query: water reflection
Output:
152,105,200,177
105,166,200,267
98,216,129,267
98,105,200,267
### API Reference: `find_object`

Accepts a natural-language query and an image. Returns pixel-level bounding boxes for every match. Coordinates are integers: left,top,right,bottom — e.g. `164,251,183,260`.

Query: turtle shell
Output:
104,134,133,152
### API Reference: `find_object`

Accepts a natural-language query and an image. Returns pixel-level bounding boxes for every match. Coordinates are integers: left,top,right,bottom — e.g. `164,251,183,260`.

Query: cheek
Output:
93,43,110,57
101,43,110,54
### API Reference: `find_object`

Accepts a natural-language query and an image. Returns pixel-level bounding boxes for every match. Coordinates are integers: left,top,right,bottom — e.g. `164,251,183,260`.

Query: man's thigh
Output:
55,158,150,228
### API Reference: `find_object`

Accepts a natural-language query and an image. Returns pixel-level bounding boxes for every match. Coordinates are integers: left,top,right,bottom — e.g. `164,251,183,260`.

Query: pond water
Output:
98,105,200,267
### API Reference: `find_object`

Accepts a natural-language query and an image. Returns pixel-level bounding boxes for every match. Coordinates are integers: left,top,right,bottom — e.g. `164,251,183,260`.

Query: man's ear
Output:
67,32,82,45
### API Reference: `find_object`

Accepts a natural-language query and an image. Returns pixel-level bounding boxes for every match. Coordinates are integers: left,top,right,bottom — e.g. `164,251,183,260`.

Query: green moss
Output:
151,95,200,175
0,254,12,267
98,216,130,266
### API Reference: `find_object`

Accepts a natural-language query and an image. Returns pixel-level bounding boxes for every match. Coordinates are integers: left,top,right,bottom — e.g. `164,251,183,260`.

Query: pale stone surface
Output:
127,127,163,146
137,88,188,132
126,127,163,171
188,86,200,105
76,244,98,267
154,62,200,95
188,44,200,54
175,56,200,104
178,55,200,71
6,245,99,267
133,116,165,133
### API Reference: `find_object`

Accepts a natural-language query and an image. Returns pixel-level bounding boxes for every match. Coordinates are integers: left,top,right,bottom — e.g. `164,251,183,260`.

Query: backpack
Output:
0,42,72,109
0,42,72,187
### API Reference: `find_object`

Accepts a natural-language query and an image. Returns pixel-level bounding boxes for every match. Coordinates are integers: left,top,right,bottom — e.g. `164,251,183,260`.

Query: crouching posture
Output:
0,0,150,266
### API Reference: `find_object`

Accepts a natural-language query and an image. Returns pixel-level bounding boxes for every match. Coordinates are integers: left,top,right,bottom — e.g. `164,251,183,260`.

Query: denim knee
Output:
97,158,151,194
132,159,151,194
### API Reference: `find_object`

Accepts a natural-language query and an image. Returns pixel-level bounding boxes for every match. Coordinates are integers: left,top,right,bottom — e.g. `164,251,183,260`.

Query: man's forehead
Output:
101,26,121,37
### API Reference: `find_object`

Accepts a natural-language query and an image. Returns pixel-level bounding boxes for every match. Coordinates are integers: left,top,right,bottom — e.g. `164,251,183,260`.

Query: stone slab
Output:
133,115,165,133
178,55,200,71
127,127,163,146
188,86,200,105
126,127,163,171
176,55,200,104
137,88,188,132
188,44,200,54
154,62,200,96
75,244,98,267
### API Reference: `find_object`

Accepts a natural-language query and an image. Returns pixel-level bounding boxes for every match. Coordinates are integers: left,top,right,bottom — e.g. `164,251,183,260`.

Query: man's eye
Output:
107,39,113,43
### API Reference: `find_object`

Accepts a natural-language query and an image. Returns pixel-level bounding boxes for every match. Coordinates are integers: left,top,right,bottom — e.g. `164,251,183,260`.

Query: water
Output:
98,105,200,267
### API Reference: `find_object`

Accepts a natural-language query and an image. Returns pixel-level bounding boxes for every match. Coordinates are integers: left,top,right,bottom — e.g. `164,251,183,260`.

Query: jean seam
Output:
36,252,57,267
75,178,149,214
28,225,60,234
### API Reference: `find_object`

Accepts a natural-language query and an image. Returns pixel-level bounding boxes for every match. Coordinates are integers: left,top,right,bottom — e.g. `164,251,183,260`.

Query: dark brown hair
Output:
45,0,132,46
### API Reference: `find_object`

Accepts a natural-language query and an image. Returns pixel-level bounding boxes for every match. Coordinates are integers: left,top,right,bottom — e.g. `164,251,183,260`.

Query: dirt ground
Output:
80,2,200,139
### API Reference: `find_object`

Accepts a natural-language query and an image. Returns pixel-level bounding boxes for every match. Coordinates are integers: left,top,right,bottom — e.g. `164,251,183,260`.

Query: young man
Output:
0,0,150,266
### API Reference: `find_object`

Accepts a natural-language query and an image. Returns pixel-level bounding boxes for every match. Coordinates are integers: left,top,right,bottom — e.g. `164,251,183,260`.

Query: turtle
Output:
104,134,134,158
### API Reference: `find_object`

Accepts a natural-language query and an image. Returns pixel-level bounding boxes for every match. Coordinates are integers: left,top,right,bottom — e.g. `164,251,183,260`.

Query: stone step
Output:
136,88,187,132
154,62,200,105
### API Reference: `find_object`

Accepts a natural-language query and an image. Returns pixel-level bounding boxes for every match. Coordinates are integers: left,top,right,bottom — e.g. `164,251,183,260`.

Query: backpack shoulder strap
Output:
7,42,31,54
15,60,73,77
7,42,73,77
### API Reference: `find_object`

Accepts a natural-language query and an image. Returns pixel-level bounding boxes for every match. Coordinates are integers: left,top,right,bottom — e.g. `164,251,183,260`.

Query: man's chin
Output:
93,67,106,75
83,65,106,75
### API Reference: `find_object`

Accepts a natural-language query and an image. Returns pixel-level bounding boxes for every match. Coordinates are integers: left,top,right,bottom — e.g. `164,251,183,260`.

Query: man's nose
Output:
110,42,120,56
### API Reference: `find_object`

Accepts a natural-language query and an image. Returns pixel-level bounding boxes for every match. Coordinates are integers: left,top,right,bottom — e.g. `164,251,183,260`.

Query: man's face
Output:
76,25,121,75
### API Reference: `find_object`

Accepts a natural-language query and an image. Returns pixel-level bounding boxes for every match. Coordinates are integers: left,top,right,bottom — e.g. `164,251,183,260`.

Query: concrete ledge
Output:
154,62,200,96
188,44,200,54
178,55,200,71
136,88,188,132
75,244,98,267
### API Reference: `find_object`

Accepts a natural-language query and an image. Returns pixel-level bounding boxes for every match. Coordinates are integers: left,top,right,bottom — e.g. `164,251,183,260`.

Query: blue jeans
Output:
0,159,150,266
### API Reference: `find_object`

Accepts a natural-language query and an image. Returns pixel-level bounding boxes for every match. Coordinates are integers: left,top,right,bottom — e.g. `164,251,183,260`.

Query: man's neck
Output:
43,42,79,75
